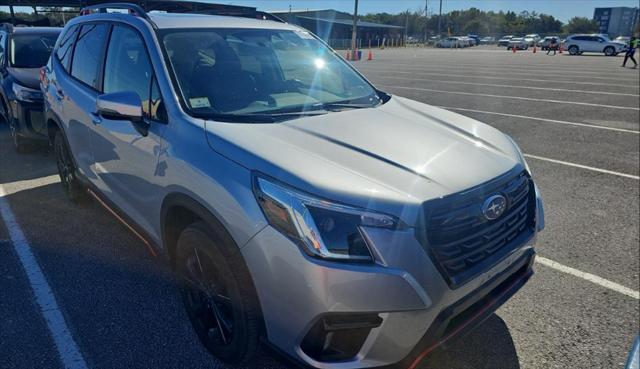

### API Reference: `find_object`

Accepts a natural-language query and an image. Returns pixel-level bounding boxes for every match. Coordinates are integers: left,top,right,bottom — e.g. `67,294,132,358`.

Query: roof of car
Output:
148,13,299,30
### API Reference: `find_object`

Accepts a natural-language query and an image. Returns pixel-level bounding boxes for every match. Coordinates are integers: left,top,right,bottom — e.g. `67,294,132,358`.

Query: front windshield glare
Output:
162,28,380,117
10,34,58,68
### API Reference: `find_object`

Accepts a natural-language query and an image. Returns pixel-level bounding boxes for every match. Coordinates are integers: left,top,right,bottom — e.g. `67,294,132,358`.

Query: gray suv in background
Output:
42,4,544,368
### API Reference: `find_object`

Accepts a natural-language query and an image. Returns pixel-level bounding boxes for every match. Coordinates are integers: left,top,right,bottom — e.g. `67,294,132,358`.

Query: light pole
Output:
424,0,428,43
437,0,442,37
351,0,359,52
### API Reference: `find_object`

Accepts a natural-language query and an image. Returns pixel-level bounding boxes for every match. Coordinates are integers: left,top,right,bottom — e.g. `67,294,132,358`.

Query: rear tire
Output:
54,130,85,203
176,222,261,365
568,45,579,55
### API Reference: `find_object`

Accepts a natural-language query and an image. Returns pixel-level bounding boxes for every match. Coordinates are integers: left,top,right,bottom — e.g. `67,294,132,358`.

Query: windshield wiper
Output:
321,102,375,110
196,110,328,123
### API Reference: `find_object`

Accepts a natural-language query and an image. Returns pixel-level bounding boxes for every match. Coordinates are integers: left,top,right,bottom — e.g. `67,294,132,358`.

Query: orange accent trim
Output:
87,188,158,257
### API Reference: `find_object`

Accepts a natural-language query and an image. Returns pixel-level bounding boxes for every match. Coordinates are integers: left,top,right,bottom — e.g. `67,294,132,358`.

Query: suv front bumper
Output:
9,98,47,141
241,222,537,368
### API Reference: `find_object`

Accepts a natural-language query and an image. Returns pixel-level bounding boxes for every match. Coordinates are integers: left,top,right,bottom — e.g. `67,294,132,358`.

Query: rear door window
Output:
56,25,79,72
70,23,109,89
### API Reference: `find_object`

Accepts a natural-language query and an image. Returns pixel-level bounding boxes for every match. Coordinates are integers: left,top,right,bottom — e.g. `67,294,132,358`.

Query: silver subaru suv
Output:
42,4,544,368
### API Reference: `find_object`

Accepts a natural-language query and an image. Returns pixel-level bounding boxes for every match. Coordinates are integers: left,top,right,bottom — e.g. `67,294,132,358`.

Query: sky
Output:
226,0,640,22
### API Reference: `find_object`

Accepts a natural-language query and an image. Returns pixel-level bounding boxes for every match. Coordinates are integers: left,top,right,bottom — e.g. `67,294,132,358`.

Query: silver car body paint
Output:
43,11,543,368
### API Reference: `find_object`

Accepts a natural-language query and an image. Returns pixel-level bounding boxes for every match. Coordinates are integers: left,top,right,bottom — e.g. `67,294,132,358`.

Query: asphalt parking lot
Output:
1,45,638,369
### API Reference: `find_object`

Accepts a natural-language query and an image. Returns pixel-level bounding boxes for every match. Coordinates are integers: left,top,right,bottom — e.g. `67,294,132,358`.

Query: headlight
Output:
253,174,402,262
12,83,42,102
506,135,531,175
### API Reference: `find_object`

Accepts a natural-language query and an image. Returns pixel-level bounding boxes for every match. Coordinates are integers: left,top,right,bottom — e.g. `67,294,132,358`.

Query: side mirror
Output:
96,91,143,122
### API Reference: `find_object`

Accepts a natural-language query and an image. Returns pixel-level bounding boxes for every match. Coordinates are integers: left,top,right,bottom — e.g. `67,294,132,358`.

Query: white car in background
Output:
480,36,496,44
524,34,540,46
507,37,528,50
498,35,514,47
458,36,472,47
614,36,631,44
436,37,464,48
563,34,627,56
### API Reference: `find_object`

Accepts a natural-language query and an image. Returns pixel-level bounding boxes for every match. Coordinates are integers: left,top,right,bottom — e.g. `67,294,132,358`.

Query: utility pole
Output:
351,0,359,52
404,10,409,46
424,0,428,43
437,0,443,37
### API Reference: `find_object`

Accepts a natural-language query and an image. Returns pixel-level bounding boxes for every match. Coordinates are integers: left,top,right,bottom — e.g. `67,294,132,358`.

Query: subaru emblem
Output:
482,195,507,220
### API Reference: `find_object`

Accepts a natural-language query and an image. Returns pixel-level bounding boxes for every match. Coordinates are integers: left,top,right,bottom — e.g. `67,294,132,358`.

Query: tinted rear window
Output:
10,33,59,68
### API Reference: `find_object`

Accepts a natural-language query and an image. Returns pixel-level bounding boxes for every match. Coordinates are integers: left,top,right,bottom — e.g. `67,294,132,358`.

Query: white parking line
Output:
437,106,640,134
377,84,640,111
536,256,640,299
365,61,640,79
361,64,636,83
372,75,639,97
373,58,640,74
0,185,88,369
523,154,640,180
0,175,61,196
358,69,640,88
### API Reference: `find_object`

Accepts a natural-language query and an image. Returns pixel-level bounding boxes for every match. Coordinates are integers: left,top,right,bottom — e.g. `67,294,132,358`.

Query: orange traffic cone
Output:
512,46,516,53
533,45,537,53
346,50,351,61
367,49,373,60
353,49,359,61
559,45,563,54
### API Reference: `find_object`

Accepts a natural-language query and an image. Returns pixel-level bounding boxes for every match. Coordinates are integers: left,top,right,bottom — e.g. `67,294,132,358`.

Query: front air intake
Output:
300,313,382,362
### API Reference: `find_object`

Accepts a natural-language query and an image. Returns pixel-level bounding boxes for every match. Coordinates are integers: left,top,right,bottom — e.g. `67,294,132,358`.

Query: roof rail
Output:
79,2,159,27
80,3,147,18
82,1,285,23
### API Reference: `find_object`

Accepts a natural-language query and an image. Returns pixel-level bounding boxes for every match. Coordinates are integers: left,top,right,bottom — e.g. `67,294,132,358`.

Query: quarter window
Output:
71,24,108,88
56,25,79,71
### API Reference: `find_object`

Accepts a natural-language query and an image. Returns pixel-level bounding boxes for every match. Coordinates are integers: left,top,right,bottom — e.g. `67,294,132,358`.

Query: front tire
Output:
568,45,579,55
9,119,30,153
176,222,261,365
604,46,615,56
54,130,85,202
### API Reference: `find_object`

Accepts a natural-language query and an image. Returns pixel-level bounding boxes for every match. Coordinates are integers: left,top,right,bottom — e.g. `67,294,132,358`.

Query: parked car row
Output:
435,35,477,48
4,4,545,369
494,32,628,56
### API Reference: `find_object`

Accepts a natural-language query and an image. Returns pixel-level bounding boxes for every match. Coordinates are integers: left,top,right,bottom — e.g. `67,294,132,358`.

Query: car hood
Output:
204,96,522,221
7,67,40,90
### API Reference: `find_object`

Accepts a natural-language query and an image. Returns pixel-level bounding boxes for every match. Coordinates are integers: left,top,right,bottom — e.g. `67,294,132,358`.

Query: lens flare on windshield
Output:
314,58,326,69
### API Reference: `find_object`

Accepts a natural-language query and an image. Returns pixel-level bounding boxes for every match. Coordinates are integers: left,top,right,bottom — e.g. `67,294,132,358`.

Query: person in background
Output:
621,36,638,68
547,38,558,55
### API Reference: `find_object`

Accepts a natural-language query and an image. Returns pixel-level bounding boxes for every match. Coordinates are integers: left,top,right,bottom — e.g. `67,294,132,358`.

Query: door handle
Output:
55,88,64,99
90,112,102,125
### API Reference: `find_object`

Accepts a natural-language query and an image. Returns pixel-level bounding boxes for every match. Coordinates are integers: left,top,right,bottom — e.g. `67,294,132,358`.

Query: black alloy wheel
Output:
54,130,84,202
176,222,260,364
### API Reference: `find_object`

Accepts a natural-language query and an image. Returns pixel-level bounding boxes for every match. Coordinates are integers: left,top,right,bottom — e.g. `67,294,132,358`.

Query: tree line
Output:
361,8,599,38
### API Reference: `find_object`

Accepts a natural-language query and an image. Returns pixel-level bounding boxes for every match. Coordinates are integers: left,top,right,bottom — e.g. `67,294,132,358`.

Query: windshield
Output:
10,33,59,68
161,28,382,119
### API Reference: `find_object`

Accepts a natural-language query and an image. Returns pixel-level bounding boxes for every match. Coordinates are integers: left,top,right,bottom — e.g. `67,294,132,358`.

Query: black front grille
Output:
421,169,535,288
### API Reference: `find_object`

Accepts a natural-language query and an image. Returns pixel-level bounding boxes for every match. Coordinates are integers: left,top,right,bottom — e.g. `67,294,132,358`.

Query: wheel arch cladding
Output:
161,192,243,269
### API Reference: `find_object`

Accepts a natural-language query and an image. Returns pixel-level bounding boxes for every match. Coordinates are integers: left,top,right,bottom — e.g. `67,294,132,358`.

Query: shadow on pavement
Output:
0,124,56,183
419,314,520,369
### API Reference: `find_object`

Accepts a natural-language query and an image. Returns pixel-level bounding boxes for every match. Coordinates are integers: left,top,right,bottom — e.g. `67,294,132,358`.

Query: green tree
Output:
563,17,598,34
